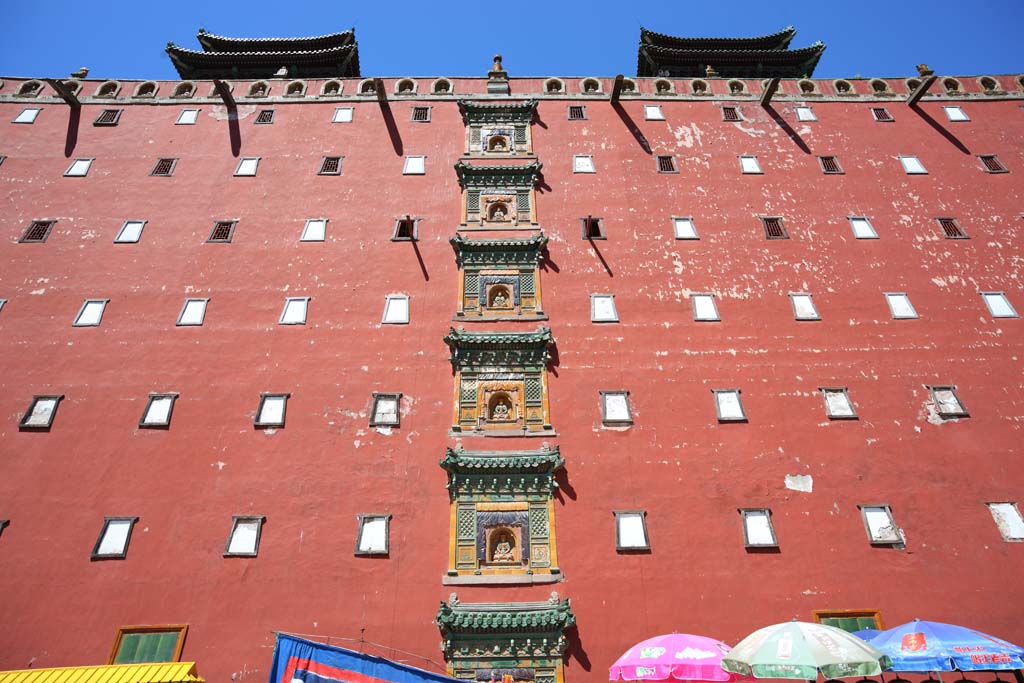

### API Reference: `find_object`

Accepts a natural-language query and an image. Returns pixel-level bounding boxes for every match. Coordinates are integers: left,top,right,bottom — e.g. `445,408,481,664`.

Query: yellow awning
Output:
0,662,204,683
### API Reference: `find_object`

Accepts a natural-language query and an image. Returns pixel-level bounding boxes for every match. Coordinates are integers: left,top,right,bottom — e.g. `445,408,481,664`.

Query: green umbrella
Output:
721,621,892,680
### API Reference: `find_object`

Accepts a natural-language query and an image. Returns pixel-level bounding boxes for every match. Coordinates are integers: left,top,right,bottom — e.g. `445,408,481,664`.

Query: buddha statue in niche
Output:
488,285,512,309
488,135,509,153
489,393,514,421
488,528,517,563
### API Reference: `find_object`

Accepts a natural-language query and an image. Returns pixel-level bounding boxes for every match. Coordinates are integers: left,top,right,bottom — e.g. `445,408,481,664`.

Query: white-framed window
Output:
899,155,927,174
692,293,720,321
739,508,778,548
381,294,410,324
943,106,970,122
176,108,199,125
403,155,426,175
234,157,259,176
929,385,968,418
884,292,918,319
114,220,147,244
19,395,63,430
573,155,596,173
713,389,747,422
789,293,820,321
643,105,665,120
300,218,327,242
14,108,42,124
795,106,817,122
600,390,633,424
858,505,904,546
279,297,309,325
176,298,208,326
332,107,354,123
614,510,649,551
849,216,878,239
73,299,108,327
590,294,619,322
370,392,401,427
821,387,857,419
64,158,93,177
672,216,699,240
981,292,1018,318
139,393,177,428
739,156,762,174
91,517,138,560
986,502,1024,541
224,516,265,556
255,393,289,427
355,514,391,555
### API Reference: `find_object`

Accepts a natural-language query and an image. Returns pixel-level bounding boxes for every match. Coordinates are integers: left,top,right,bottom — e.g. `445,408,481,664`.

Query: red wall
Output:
0,74,1022,680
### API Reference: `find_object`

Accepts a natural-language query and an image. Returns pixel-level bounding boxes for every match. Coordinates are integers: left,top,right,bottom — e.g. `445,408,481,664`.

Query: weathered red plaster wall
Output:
0,74,1022,680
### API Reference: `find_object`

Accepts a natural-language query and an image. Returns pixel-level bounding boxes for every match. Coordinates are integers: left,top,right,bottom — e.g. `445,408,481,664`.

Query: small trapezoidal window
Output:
94,109,122,126
21,220,54,243
819,156,843,174
979,155,1008,173
568,105,586,120
392,216,418,241
255,109,275,124
762,217,788,240
872,108,894,122
657,156,677,173
151,158,176,177
208,221,236,243
581,216,605,240
411,106,430,122
722,107,741,122
319,156,342,175
938,218,967,239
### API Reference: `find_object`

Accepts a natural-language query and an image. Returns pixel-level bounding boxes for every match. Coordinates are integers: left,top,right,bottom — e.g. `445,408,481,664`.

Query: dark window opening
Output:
255,109,275,124
820,156,843,174
208,221,236,243
872,108,894,122
392,216,419,241
319,156,342,175
21,220,54,243
762,217,789,240
581,216,606,240
411,106,431,122
94,109,122,126
568,105,586,120
657,155,677,173
151,158,176,177
980,155,1008,173
722,106,741,122
938,218,967,239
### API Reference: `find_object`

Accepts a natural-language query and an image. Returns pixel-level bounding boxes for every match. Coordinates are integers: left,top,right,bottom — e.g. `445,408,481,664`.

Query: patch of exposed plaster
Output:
785,474,813,492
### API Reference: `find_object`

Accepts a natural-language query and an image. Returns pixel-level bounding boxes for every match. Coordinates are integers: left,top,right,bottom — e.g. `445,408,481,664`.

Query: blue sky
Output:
2,0,1022,80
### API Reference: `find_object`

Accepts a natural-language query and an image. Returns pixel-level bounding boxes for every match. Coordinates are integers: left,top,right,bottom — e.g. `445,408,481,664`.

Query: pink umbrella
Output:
610,633,750,682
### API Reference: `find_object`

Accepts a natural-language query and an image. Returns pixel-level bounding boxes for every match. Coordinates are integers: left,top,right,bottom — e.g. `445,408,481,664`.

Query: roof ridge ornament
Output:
487,52,510,95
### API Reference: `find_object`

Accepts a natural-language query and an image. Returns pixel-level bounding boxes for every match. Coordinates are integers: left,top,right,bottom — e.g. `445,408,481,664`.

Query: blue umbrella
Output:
868,619,1024,672
852,629,880,642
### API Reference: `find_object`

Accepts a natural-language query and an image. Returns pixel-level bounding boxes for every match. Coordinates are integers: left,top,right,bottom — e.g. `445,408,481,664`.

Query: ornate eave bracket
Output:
444,326,553,371
454,161,542,191
450,233,548,268
437,593,577,659
440,444,564,499
458,99,538,125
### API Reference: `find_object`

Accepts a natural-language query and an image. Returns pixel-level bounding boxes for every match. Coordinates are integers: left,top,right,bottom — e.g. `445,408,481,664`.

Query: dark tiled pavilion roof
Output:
637,27,825,78
166,29,360,79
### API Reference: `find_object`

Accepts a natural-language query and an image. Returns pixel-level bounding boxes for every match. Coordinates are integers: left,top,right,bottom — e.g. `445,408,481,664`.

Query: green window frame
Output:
109,624,188,664
812,610,882,633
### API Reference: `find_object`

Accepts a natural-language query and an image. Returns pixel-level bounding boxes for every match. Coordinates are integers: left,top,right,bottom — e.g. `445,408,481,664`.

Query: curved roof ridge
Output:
196,28,355,52
640,26,796,50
